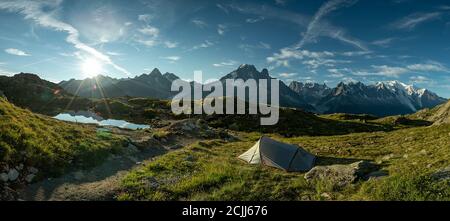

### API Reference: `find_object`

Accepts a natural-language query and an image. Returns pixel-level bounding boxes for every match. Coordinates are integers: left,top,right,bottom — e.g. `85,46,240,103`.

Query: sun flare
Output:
81,57,103,78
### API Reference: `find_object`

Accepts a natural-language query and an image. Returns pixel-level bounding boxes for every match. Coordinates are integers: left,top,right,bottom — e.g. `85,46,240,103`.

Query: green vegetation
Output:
0,98,126,178
118,124,450,201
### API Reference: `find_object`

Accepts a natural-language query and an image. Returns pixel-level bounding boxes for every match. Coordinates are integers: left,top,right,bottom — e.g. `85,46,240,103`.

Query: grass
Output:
0,98,126,178
118,124,450,201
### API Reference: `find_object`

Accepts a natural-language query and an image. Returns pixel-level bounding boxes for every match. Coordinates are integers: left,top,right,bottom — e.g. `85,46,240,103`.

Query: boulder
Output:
304,160,379,187
7,169,19,181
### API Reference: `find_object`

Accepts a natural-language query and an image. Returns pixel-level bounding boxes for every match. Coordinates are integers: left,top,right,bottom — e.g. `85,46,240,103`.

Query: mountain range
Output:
0,64,446,117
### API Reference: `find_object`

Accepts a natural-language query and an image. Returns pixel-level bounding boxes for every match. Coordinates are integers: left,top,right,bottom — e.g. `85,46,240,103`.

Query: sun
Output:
81,57,103,78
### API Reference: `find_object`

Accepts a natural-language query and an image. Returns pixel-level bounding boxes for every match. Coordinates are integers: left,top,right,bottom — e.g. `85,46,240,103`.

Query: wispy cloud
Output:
217,24,227,35
295,0,360,50
4,48,30,56
391,12,441,30
138,14,153,23
371,37,396,47
0,0,130,75
191,19,208,28
213,60,237,67
216,4,229,14
138,26,160,37
278,72,297,78
407,61,449,72
189,40,214,51
164,41,179,48
246,16,265,23
239,41,271,53
161,56,181,62
349,61,449,78
267,48,334,67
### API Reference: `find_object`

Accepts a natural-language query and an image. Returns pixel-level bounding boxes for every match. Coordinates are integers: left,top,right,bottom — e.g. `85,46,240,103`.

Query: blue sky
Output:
0,0,450,97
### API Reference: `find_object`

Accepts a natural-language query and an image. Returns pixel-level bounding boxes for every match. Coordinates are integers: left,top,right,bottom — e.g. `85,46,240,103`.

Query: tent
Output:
238,136,316,172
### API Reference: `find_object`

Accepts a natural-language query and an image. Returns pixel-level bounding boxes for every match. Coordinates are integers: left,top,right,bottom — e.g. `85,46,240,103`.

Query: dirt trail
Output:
18,119,224,201
18,144,167,201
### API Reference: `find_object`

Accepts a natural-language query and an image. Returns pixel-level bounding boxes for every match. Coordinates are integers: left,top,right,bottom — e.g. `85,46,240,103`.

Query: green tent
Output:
239,136,316,172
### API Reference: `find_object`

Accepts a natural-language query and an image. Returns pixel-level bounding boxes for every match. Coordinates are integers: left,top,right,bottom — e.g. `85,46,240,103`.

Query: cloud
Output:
189,40,214,51
229,2,366,51
246,16,265,23
406,61,449,72
341,51,372,56
348,61,448,78
410,75,432,84
191,19,208,28
216,4,229,14
164,41,178,48
327,69,345,78
138,14,153,23
138,26,160,37
161,56,181,62
217,24,227,35
391,12,441,30
278,72,297,78
295,0,360,49
0,0,130,75
267,48,334,67
239,42,271,53
213,60,237,67
4,48,30,56
106,51,123,56
136,39,158,47
371,37,396,47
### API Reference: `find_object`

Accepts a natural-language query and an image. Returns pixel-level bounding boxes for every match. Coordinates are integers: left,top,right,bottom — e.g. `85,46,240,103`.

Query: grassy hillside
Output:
118,124,450,201
0,97,126,180
0,73,92,115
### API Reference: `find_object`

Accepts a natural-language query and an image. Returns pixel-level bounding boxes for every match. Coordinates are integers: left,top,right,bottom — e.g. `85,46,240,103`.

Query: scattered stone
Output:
304,161,379,187
7,169,19,181
0,173,8,182
25,174,36,183
15,164,24,171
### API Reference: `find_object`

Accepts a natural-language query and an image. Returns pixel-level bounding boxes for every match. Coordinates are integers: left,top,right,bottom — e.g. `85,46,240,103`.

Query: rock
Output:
304,160,379,187
320,192,332,200
74,171,85,180
15,164,24,171
431,166,450,181
0,173,8,182
25,174,36,183
7,169,19,181
185,155,195,162
27,167,39,174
